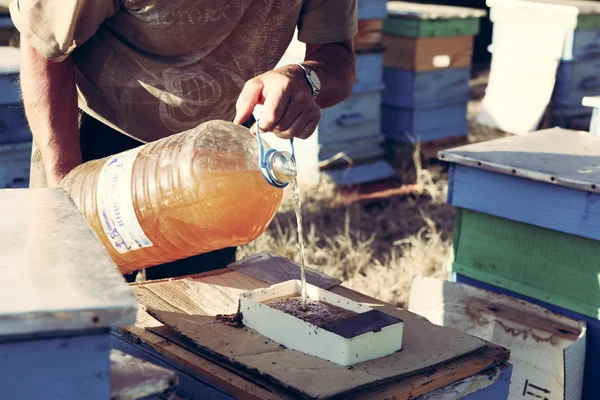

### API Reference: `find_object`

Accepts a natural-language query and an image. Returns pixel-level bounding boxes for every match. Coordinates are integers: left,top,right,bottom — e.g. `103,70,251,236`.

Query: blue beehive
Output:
440,128,600,398
0,46,33,189
0,188,178,399
381,2,485,144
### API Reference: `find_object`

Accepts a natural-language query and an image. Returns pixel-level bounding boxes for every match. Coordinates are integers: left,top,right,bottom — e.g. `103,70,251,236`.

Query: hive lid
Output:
387,2,486,20
439,128,600,194
526,0,600,15
0,188,138,337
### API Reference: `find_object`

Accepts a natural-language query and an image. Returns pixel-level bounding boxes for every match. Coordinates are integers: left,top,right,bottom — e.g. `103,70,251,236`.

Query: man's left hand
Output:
233,65,321,140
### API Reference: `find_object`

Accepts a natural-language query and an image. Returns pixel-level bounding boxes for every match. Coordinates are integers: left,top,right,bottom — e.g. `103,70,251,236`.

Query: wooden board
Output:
410,277,586,400
424,365,512,400
448,163,600,242
354,20,384,53
383,35,473,72
110,350,177,400
452,208,600,319
229,252,341,289
0,188,138,335
121,267,509,400
381,103,468,143
455,274,600,400
439,128,600,194
382,67,470,108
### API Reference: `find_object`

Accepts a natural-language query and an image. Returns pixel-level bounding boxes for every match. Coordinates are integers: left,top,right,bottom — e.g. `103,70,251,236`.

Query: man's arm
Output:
20,37,81,187
234,40,356,140
303,40,356,109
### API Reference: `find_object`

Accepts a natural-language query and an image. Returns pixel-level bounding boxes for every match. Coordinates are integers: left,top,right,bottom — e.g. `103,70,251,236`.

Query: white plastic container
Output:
239,280,404,366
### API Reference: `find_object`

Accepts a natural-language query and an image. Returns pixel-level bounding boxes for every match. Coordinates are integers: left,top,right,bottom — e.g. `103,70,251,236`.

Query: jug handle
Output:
256,120,296,188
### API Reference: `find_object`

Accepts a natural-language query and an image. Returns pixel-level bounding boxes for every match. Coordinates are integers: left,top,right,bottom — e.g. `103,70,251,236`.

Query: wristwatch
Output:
297,63,321,99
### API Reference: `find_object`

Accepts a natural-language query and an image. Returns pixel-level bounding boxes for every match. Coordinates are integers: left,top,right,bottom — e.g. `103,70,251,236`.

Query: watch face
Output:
309,70,321,91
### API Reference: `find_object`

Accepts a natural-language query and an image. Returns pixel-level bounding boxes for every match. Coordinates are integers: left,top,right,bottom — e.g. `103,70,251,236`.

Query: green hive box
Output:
451,208,600,319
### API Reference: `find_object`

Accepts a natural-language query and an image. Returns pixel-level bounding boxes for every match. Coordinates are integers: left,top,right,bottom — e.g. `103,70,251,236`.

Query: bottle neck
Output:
265,151,297,187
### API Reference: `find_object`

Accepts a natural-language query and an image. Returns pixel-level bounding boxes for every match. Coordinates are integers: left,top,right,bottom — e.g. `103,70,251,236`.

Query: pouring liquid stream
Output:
290,178,308,310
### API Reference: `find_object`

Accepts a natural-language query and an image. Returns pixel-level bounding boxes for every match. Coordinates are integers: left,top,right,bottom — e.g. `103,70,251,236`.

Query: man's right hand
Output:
20,38,82,188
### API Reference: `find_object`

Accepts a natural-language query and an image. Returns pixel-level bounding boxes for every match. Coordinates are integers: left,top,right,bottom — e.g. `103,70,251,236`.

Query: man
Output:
10,0,357,281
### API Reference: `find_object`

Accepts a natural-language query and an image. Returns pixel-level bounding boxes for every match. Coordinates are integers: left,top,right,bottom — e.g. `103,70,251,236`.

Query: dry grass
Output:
239,67,501,308
238,152,453,308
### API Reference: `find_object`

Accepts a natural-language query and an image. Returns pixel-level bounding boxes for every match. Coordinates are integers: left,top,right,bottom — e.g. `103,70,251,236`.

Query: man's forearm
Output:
20,38,81,187
302,40,356,109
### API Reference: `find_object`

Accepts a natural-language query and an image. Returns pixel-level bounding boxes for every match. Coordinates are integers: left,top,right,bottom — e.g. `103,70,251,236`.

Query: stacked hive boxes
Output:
381,2,485,144
547,0,600,130
439,129,600,399
274,0,395,187
321,0,395,186
0,46,32,188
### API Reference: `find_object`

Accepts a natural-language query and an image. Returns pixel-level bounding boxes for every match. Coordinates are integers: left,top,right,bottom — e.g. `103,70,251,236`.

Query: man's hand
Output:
234,65,321,140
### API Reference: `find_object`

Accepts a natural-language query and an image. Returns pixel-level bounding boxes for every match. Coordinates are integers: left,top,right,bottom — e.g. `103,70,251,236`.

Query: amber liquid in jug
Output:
61,120,284,274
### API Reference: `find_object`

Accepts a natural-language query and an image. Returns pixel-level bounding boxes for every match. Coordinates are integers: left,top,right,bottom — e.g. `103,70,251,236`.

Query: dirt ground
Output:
239,66,506,308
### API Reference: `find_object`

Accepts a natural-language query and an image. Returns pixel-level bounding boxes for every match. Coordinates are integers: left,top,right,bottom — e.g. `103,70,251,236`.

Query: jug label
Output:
96,147,153,254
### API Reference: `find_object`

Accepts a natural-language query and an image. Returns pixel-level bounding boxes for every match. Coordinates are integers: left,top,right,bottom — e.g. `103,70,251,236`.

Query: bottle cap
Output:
256,121,297,188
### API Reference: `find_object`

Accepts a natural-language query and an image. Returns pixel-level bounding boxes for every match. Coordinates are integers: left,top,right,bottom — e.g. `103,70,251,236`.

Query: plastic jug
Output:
61,120,296,274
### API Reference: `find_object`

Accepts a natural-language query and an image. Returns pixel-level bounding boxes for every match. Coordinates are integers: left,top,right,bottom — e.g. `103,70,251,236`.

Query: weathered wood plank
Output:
382,103,468,143
229,252,342,289
146,287,487,399
382,67,470,108
454,274,600,400
110,350,177,400
111,334,240,400
410,277,585,399
119,267,509,400
0,331,111,400
0,188,139,335
383,35,473,72
420,365,512,400
451,208,600,318
447,163,600,241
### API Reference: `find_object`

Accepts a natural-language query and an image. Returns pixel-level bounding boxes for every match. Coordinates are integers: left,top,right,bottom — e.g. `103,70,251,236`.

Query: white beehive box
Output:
239,280,404,366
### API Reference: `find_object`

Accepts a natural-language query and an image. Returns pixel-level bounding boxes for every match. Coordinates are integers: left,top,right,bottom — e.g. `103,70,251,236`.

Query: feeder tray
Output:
239,280,404,366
